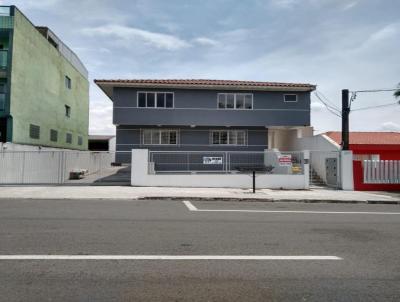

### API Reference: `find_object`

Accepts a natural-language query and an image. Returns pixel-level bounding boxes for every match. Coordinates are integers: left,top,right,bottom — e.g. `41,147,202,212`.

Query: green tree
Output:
395,83,400,98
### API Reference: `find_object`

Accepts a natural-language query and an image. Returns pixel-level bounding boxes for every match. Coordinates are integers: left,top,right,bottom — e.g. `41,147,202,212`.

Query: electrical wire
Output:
312,91,342,118
352,88,398,93
315,90,341,111
351,101,400,112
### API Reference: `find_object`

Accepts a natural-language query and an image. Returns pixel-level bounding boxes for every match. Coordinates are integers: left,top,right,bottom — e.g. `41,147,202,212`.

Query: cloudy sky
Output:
2,0,399,134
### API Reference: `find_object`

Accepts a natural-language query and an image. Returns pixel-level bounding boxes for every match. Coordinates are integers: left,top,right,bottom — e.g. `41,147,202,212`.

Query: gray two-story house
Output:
95,79,316,163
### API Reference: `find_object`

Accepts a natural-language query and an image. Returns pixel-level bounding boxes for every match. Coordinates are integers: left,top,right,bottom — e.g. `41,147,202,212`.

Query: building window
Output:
78,136,83,146
66,133,72,144
217,93,253,109
284,94,298,102
29,124,40,139
211,130,246,145
50,129,58,142
137,92,174,108
65,76,71,89
142,129,178,145
0,83,6,111
65,105,71,117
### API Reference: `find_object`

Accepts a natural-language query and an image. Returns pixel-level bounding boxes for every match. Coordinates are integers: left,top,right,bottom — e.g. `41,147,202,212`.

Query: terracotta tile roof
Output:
324,131,400,145
94,79,316,90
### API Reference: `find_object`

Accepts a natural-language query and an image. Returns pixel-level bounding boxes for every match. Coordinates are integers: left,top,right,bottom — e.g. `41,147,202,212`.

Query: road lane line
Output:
182,201,400,215
0,255,342,260
183,200,198,211
195,209,400,215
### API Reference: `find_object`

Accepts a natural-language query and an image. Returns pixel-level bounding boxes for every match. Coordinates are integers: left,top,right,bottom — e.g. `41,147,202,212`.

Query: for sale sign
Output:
203,157,223,165
278,155,292,166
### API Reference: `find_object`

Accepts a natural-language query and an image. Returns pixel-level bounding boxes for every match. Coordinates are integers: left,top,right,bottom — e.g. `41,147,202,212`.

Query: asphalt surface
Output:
0,199,399,301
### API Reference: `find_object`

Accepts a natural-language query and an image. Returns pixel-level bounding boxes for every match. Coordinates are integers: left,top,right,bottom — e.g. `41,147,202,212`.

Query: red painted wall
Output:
353,161,400,191
350,144,400,160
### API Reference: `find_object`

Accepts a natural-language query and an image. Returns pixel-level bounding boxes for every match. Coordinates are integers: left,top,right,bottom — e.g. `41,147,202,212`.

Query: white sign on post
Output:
203,157,223,165
278,155,292,166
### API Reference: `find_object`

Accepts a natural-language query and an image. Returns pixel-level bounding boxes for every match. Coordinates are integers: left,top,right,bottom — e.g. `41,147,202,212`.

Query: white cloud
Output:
89,103,115,135
82,24,190,51
269,0,299,9
193,37,219,47
380,121,400,132
311,102,325,111
343,1,359,10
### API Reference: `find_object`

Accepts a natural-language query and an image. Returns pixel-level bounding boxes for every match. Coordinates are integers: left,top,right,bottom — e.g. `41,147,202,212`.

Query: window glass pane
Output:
147,93,155,107
237,131,245,145
236,94,244,109
161,131,169,144
220,131,228,144
218,94,226,108
229,131,237,144
138,93,146,107
143,130,152,144
226,94,234,108
244,95,252,109
284,94,297,102
157,93,165,108
166,93,173,108
169,131,177,144
151,130,160,144
212,132,220,144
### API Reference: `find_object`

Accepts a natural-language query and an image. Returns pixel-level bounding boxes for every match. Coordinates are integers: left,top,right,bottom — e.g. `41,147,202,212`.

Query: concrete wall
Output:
8,8,89,150
131,149,309,189
113,87,311,127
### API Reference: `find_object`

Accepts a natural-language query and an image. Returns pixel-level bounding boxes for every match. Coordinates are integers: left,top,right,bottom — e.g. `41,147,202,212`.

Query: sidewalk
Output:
0,186,399,204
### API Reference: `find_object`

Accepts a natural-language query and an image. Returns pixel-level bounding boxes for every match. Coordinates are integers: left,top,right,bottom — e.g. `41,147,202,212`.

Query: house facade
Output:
95,79,316,163
0,6,89,150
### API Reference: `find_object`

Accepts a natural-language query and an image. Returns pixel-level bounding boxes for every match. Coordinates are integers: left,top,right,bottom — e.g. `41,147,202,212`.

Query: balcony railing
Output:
0,50,7,69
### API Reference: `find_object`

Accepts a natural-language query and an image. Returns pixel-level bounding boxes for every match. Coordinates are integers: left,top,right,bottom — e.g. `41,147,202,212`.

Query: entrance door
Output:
0,118,7,143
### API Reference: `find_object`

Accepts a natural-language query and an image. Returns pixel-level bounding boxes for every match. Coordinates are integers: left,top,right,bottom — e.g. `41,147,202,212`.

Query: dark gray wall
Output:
112,88,310,127
115,126,268,163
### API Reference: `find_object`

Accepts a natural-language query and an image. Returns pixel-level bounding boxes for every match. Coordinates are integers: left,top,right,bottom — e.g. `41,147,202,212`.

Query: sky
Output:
1,0,399,135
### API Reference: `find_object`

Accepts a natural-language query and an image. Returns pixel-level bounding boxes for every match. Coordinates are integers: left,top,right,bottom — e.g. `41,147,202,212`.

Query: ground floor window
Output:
142,129,178,145
210,130,246,145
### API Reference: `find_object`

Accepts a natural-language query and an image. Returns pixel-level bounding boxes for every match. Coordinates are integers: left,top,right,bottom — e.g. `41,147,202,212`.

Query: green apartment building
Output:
0,6,89,150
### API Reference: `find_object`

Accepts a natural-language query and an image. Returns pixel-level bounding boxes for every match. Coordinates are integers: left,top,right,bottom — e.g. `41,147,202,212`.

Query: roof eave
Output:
94,81,316,100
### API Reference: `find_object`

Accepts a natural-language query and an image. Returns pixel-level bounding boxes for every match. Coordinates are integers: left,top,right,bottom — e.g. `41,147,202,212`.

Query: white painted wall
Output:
131,149,309,189
341,150,354,190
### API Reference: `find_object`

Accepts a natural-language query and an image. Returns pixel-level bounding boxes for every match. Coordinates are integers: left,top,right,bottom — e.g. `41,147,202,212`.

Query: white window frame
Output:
217,93,253,110
283,94,298,103
209,130,247,146
141,129,179,145
137,91,174,108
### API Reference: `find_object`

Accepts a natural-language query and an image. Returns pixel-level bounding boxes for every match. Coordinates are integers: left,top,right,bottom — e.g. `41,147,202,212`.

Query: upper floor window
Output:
218,93,253,109
142,129,178,145
65,76,71,89
78,136,83,146
284,94,298,102
50,129,58,142
65,105,71,117
211,130,246,145
138,92,174,108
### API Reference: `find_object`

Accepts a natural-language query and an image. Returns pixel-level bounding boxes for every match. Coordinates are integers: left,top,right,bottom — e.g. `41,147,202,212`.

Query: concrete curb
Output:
137,196,400,204
0,196,399,205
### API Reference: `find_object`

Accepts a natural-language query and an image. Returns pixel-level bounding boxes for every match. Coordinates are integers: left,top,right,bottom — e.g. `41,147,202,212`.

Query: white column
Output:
340,150,354,190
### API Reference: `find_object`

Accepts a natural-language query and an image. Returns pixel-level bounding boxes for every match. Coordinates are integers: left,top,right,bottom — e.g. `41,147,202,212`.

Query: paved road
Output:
0,199,399,301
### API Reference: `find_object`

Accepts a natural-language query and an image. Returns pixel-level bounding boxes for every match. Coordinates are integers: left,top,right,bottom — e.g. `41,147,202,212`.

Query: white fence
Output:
0,151,114,184
363,160,400,184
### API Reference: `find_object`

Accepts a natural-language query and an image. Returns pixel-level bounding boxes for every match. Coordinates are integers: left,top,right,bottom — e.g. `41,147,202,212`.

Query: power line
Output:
315,90,341,111
351,101,400,112
352,88,398,93
312,91,342,118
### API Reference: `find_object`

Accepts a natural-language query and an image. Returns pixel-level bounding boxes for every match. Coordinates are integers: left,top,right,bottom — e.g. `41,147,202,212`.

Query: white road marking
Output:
183,200,198,211
0,255,342,260
182,201,400,215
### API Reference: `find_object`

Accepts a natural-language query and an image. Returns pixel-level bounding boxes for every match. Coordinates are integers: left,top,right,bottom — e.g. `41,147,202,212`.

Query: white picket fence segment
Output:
363,160,400,184
0,151,114,184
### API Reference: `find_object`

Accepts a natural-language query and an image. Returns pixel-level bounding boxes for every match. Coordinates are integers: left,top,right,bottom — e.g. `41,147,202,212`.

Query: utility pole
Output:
341,89,350,150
